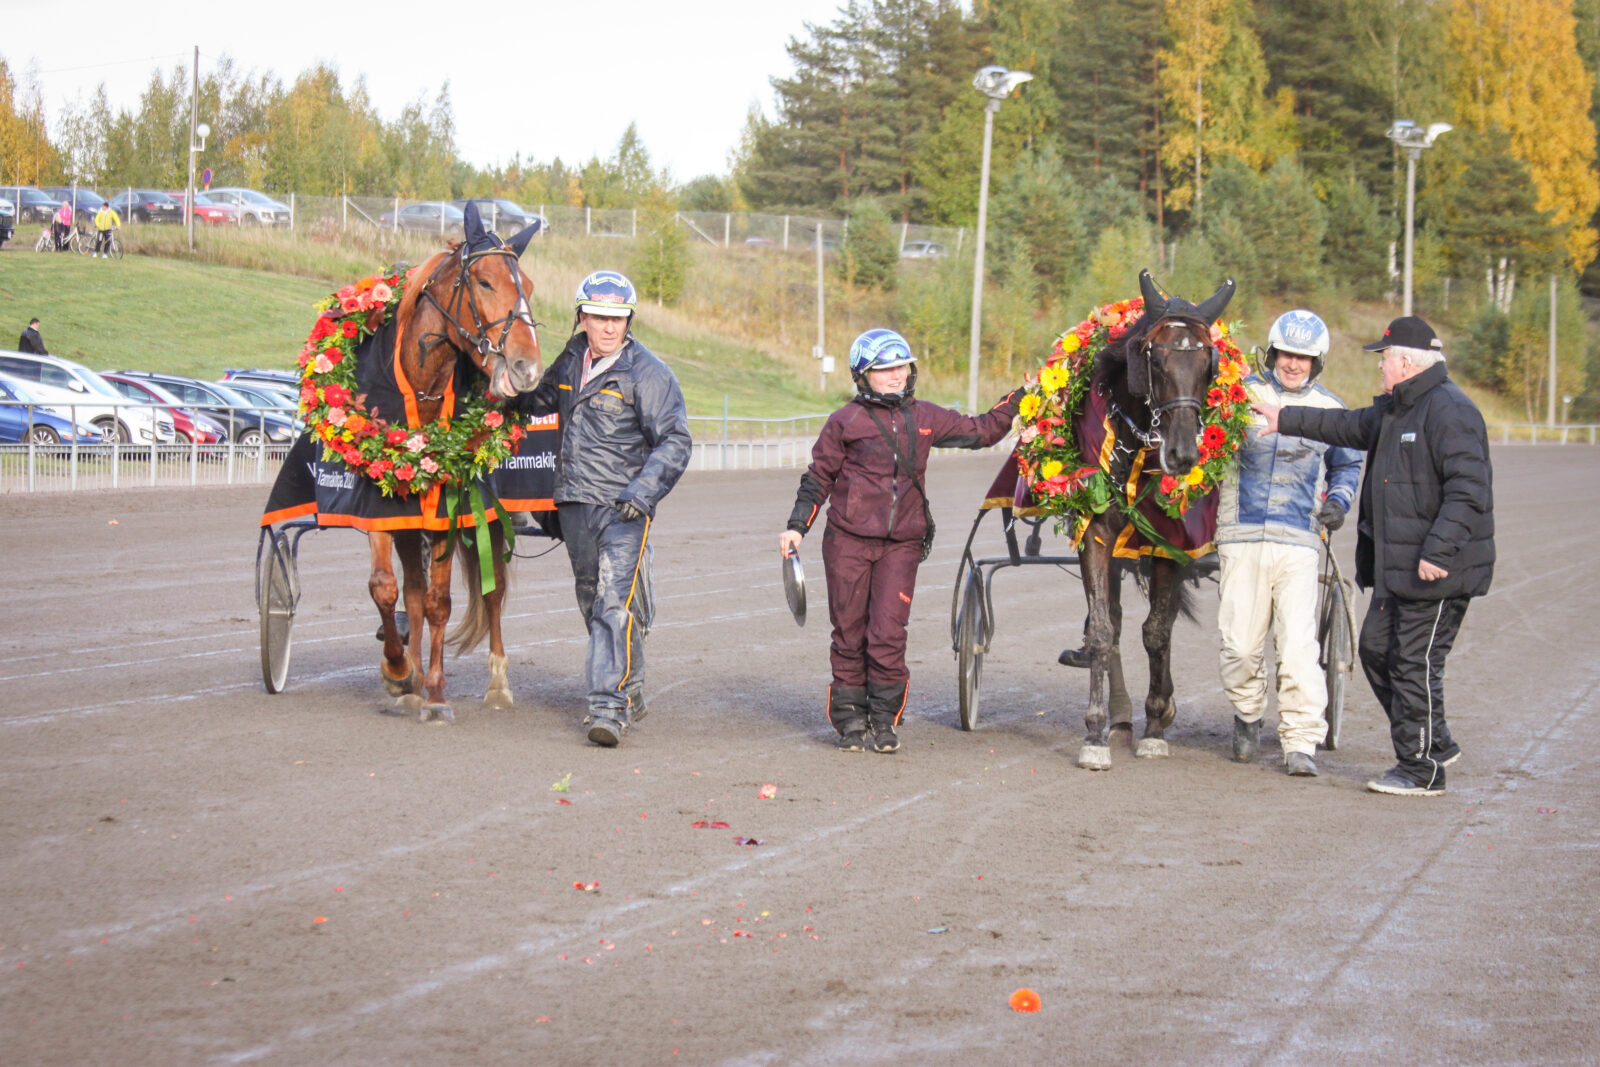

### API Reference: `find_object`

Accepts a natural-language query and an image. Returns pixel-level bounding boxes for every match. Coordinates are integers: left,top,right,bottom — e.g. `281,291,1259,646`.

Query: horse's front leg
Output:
370,532,420,703
1077,526,1117,771
1106,561,1135,745
418,533,455,723
1136,558,1182,758
484,524,514,709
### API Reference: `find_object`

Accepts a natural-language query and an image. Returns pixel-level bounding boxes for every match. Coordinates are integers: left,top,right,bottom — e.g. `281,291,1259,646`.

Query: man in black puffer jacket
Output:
1253,315,1493,797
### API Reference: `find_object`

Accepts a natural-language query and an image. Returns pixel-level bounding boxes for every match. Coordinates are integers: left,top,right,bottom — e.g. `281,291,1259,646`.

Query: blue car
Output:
0,376,104,444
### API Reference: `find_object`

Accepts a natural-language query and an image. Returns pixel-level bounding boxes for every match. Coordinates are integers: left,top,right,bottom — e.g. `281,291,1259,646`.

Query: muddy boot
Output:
829,685,869,752
866,680,908,754
1057,647,1090,668
1231,715,1261,763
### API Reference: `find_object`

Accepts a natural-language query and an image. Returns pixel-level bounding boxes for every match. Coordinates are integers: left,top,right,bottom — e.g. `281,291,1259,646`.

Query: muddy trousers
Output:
822,526,918,732
559,502,654,723
1358,595,1470,790
1216,542,1328,755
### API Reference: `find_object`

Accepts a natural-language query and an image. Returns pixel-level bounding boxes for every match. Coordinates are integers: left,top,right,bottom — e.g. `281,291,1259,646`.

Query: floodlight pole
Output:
1386,120,1449,317
1400,146,1417,316
967,97,999,415
187,46,199,252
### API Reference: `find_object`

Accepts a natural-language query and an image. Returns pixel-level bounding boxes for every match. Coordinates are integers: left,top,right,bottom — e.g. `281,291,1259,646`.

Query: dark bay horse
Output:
1075,270,1234,770
372,203,543,722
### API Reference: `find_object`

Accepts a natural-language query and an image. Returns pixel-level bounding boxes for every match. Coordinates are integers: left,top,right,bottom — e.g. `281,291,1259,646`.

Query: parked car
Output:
101,373,228,444
108,189,184,224
221,368,300,389
900,240,947,259
743,236,775,248
4,186,62,224
114,371,297,447
0,195,13,247
379,201,466,234
166,191,242,226
451,198,545,234
42,187,109,224
202,187,292,227
0,352,175,444
0,375,104,445
220,379,304,432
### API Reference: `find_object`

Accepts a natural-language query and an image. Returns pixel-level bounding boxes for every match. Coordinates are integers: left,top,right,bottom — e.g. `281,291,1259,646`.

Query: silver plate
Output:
782,552,806,627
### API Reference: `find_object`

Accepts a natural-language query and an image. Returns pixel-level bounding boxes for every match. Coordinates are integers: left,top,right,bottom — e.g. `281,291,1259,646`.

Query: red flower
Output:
1207,387,1226,407
322,383,352,408
340,320,359,339
394,464,416,482
386,429,409,445
368,458,392,477
1202,425,1227,449
508,424,526,442
1228,383,1248,403
323,346,344,366
484,410,504,428
1159,475,1179,496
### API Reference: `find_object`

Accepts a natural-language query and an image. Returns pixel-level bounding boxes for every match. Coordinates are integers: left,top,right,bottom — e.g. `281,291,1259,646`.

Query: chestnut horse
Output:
1075,270,1234,769
373,202,543,722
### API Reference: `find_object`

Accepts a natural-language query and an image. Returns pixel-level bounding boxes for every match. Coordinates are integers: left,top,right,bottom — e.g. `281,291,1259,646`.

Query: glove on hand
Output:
615,499,646,522
1315,500,1346,532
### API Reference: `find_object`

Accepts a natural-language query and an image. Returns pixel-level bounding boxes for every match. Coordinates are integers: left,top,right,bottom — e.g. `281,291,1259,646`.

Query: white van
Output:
0,351,175,444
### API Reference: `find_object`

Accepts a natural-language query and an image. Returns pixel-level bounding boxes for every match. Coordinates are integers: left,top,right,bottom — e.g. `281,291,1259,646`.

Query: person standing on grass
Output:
18,318,47,354
779,329,1021,754
51,201,73,250
1253,315,1494,797
511,270,691,748
93,202,121,257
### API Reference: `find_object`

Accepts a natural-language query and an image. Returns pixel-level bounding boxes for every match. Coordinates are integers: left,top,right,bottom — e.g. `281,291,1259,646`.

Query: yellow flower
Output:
1041,460,1064,479
1018,394,1042,420
1039,364,1069,394
1184,466,1206,487
1060,334,1081,353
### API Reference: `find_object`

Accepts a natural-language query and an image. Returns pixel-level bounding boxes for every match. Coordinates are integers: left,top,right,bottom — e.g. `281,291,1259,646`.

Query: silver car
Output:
202,187,293,227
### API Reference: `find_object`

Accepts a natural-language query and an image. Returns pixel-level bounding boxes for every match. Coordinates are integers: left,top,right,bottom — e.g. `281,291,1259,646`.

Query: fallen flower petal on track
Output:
1537,807,1559,814
312,917,328,924
734,837,763,847
1009,988,1042,1012
573,881,600,892
556,798,573,805
757,784,777,799
691,820,731,829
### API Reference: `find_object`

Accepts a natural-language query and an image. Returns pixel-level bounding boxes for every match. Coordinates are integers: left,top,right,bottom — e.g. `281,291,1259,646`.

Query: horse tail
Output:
1174,568,1200,625
445,536,505,655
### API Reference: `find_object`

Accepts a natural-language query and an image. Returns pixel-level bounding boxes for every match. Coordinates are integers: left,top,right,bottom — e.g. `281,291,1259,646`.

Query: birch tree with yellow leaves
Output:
1446,0,1599,272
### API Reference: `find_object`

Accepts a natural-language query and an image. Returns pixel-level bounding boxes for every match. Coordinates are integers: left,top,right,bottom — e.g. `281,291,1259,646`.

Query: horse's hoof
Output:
382,663,420,697
483,685,514,710
420,702,455,724
1136,737,1170,759
1078,744,1112,771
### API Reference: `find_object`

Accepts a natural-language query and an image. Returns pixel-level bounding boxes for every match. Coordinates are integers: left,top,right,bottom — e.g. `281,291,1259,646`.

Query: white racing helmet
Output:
574,269,637,318
1266,309,1330,381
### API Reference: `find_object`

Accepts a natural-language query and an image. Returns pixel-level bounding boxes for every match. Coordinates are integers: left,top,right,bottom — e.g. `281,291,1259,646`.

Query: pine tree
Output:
1446,0,1600,271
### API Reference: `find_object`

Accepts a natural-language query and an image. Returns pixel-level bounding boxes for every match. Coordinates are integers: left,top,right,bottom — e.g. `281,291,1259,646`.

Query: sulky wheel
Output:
1321,577,1353,751
258,531,296,693
956,568,985,731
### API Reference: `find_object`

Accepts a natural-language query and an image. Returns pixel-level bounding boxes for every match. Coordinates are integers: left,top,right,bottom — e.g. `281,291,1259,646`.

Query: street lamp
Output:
186,121,210,251
967,65,1032,414
1386,119,1451,316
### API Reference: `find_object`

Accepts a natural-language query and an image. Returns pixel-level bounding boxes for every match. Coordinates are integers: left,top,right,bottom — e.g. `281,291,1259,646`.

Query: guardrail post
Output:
289,192,296,230
783,215,789,250
586,207,591,236
724,214,730,248
721,394,729,470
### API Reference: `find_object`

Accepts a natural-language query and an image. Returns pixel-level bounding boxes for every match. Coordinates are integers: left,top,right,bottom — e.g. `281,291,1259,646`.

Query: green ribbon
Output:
437,482,516,595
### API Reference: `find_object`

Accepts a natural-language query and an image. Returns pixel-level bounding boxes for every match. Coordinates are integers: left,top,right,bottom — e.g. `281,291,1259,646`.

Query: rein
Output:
414,242,536,379
1123,317,1215,449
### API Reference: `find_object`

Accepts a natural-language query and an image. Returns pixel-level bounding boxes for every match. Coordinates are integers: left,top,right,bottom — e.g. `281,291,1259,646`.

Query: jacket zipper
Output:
887,413,900,536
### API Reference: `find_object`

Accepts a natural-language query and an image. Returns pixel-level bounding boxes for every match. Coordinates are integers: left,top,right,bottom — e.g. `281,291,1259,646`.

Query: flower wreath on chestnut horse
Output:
1012,270,1241,770
296,200,545,723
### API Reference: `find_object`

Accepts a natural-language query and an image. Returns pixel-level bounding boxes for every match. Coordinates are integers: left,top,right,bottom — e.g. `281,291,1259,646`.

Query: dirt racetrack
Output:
2,447,1597,1065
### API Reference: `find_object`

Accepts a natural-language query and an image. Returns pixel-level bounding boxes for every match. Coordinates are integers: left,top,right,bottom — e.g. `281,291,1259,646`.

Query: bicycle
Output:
34,225,89,254
1316,528,1358,749
80,229,123,259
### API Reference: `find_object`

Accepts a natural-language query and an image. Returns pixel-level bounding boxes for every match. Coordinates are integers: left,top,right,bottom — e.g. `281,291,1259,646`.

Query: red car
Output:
166,191,242,226
101,373,228,444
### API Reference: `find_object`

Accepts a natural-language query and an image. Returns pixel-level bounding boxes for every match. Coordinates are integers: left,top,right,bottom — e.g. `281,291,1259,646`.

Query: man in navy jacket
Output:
1254,315,1494,796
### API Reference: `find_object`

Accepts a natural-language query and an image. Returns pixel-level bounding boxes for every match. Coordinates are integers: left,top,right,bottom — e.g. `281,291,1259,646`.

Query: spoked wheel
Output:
1320,576,1354,750
956,568,985,731
258,530,297,693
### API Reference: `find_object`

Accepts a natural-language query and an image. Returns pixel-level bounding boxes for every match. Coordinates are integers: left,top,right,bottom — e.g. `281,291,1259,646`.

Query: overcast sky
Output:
4,0,851,182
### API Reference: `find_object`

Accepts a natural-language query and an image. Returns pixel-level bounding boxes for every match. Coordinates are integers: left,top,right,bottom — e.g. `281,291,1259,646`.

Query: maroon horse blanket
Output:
983,385,1217,561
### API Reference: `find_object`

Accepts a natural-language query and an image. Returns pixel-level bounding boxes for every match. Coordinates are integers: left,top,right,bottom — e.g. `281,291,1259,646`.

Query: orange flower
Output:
1009,988,1042,1013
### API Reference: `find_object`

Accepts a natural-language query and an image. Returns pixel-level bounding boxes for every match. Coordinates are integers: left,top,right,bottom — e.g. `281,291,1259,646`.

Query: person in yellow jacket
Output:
92,203,121,257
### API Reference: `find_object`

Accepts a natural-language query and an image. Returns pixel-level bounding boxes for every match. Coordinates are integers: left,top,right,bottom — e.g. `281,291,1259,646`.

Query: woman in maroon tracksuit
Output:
779,329,1019,753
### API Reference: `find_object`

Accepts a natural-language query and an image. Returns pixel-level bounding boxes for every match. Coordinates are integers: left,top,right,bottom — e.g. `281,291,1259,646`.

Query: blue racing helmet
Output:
574,269,637,317
848,328,917,403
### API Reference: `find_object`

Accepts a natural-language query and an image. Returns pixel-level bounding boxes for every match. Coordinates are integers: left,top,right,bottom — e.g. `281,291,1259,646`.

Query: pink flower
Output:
370,282,392,304
327,406,347,426
313,354,335,374
420,456,439,474
336,284,357,301
483,410,504,428
394,464,416,482
404,433,428,453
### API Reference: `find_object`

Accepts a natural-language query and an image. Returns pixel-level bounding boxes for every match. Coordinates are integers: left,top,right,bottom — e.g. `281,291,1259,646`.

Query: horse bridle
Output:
414,242,537,396
1126,317,1217,447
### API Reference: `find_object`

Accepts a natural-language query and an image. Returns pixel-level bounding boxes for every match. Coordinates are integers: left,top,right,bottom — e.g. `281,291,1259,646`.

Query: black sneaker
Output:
869,721,900,754
585,715,625,747
837,729,868,752
1366,767,1444,796
1231,716,1260,763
